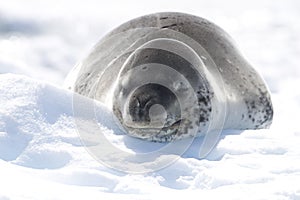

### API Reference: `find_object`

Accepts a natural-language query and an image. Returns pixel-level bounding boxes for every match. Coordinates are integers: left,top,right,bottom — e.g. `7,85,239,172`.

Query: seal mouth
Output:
162,119,182,131
126,119,183,140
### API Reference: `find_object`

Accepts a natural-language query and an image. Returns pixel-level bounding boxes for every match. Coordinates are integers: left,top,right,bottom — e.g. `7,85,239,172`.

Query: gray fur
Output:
65,12,273,142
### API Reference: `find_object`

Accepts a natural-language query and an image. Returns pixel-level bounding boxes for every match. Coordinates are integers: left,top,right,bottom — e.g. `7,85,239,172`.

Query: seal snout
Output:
126,83,181,131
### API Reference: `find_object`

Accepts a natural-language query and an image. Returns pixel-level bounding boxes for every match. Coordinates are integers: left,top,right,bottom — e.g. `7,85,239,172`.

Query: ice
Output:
1,0,300,199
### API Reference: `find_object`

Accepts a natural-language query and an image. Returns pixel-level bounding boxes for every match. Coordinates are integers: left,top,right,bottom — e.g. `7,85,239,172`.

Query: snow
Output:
1,0,300,199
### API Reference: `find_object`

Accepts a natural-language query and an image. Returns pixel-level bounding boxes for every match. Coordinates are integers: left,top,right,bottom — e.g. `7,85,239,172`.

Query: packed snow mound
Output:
1,0,300,198
0,73,300,199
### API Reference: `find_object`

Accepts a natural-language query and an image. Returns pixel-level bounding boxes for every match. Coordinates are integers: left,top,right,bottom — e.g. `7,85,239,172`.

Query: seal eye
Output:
127,83,180,129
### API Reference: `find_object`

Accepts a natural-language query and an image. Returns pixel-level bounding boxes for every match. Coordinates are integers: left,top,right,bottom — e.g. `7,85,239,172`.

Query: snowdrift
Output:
0,74,299,199
1,0,300,199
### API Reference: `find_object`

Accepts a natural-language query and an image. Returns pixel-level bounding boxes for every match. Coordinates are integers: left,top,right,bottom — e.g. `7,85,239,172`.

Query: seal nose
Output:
130,95,155,123
124,83,180,129
131,99,167,128
149,104,167,127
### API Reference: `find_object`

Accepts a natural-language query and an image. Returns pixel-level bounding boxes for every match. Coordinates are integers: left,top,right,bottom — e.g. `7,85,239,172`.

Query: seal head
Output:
65,12,273,142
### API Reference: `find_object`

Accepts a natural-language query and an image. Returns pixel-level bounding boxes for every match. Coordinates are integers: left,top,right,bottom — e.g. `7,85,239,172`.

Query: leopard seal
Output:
65,12,273,142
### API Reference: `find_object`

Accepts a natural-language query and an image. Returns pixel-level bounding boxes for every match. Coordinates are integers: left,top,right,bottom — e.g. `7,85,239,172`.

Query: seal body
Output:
65,12,273,142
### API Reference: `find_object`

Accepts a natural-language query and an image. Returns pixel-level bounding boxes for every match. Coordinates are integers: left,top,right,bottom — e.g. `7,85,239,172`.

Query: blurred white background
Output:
1,0,299,92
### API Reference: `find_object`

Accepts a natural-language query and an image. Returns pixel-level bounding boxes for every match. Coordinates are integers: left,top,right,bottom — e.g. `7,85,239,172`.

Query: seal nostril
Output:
126,83,180,129
136,97,141,107
144,98,155,110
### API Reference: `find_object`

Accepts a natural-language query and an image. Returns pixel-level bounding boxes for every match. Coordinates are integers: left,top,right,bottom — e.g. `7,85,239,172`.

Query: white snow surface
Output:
1,0,300,199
